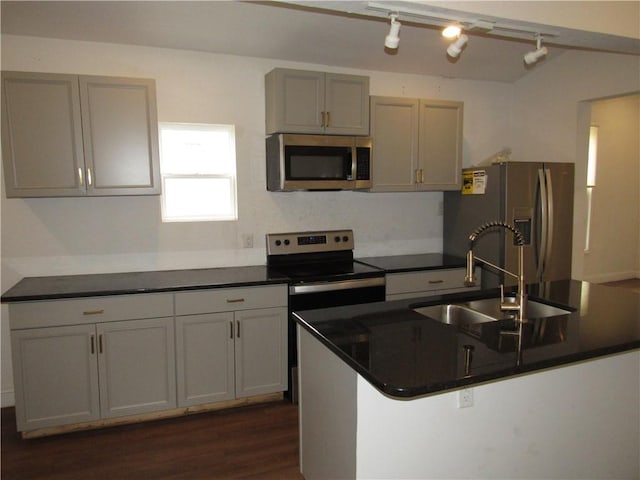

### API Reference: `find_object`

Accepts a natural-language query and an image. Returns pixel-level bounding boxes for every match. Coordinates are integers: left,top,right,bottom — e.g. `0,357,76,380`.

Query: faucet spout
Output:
466,221,527,323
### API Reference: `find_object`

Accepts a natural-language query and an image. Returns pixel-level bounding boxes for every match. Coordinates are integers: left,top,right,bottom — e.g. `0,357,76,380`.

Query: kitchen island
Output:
294,280,640,479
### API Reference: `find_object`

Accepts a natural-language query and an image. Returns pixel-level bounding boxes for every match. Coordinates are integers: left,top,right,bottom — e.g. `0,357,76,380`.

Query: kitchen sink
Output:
413,303,503,325
413,296,572,326
461,296,572,319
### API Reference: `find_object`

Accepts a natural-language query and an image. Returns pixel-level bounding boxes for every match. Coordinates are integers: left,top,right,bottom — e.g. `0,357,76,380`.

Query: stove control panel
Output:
266,229,354,255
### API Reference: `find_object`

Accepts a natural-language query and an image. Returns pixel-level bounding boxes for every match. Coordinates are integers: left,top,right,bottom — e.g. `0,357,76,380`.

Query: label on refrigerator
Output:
462,170,486,195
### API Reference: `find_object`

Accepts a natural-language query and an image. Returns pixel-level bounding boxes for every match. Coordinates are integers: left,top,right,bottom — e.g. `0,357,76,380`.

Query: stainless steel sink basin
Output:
413,296,572,326
461,296,572,319
413,304,501,325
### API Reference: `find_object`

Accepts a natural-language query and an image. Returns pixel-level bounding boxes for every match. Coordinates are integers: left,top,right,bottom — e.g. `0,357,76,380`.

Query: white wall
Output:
0,34,513,406
1,34,638,406
511,50,640,280
356,351,640,479
583,95,640,281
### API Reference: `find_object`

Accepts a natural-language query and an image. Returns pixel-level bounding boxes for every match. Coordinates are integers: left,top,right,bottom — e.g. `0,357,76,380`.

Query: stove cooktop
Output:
266,229,383,284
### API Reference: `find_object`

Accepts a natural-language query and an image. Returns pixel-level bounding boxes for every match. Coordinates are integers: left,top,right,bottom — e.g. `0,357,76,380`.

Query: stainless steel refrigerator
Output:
444,162,574,288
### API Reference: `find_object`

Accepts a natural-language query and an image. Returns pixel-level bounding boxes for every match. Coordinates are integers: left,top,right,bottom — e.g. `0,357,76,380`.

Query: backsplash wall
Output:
1,34,514,286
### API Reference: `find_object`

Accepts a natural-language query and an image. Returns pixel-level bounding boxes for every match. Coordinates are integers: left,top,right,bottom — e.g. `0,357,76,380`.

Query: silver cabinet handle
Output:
87,168,93,186
236,320,240,338
325,111,330,127
90,335,95,355
229,321,233,339
226,298,245,304
428,279,444,284
83,309,104,315
98,334,103,354
78,168,84,186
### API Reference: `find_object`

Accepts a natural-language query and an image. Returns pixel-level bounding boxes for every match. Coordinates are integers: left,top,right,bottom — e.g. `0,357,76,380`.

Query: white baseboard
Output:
1,390,15,408
582,271,640,283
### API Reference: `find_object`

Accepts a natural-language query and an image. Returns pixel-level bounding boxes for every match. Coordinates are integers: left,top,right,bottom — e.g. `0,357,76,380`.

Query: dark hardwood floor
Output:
1,401,304,480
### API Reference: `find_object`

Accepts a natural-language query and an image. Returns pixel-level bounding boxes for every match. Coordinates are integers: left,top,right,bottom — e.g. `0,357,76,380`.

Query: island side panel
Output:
355,350,640,479
298,327,357,480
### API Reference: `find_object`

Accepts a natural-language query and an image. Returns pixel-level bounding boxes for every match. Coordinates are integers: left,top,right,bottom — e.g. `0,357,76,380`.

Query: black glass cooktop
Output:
267,260,383,284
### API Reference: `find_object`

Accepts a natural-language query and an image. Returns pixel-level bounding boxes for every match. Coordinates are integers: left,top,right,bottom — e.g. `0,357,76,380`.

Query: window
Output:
585,125,598,252
159,123,237,222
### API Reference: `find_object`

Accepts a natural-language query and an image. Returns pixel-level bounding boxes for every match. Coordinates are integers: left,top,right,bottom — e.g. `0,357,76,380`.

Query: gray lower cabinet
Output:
175,285,288,407
369,96,463,191
1,71,160,197
9,293,176,432
11,324,101,431
385,268,481,301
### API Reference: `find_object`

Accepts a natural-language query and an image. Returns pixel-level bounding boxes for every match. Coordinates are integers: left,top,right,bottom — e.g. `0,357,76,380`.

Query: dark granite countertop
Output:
1,253,467,303
356,253,466,273
293,280,640,398
1,266,289,302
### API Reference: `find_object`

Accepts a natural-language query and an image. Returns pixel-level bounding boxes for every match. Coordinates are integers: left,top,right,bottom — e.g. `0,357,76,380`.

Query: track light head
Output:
523,46,548,65
442,24,462,39
524,34,548,65
446,34,468,58
384,13,401,49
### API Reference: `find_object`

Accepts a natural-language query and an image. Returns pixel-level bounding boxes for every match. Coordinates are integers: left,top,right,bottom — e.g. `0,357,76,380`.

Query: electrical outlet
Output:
241,234,254,249
457,388,473,408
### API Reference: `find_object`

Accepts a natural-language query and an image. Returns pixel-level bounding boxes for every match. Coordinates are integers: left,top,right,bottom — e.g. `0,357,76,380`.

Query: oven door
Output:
283,144,355,191
287,276,385,402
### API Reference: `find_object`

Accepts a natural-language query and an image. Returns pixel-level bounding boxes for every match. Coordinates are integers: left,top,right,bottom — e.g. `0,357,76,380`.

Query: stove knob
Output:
275,240,282,246
334,236,341,243
343,235,349,242
284,239,290,246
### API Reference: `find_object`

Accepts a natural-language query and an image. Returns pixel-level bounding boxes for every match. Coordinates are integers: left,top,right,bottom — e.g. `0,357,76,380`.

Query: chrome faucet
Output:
465,221,527,324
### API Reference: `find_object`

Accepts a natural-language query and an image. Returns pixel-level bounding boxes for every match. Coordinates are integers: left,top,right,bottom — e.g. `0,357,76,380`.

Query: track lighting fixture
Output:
384,13,401,49
446,33,468,58
442,24,462,39
524,34,548,65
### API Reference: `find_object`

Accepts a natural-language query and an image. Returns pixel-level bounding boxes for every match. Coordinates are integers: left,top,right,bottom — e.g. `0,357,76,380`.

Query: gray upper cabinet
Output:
265,68,370,135
79,76,160,196
1,72,86,197
1,71,160,197
369,96,463,192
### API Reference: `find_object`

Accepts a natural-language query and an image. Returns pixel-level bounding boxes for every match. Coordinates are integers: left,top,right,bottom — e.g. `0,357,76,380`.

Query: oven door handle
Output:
289,277,385,295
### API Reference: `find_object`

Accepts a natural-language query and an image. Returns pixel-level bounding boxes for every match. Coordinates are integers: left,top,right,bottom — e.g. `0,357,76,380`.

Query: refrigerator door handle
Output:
544,168,554,276
537,168,549,281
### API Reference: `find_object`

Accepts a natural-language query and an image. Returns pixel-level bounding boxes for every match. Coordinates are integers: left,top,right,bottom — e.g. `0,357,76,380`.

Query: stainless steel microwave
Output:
266,134,372,191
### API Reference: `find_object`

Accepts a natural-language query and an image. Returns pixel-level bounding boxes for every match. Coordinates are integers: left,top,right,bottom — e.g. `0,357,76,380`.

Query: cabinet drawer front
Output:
9,293,174,329
386,268,476,295
175,285,287,315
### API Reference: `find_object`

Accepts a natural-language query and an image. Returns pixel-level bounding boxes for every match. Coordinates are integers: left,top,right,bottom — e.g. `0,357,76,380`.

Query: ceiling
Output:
1,1,639,83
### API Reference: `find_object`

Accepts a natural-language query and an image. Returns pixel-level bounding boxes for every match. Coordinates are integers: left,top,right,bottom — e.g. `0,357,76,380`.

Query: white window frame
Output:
159,123,238,223
585,125,598,252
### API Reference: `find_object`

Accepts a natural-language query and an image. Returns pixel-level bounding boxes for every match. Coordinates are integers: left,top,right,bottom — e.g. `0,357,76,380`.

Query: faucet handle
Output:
464,250,476,287
500,284,520,311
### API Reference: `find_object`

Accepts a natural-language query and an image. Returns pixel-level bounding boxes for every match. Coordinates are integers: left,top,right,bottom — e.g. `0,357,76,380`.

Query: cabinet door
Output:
234,307,288,398
11,325,100,432
418,100,463,191
97,317,176,418
369,96,419,192
175,313,235,407
79,76,161,196
265,68,325,134
1,71,85,197
324,73,370,135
